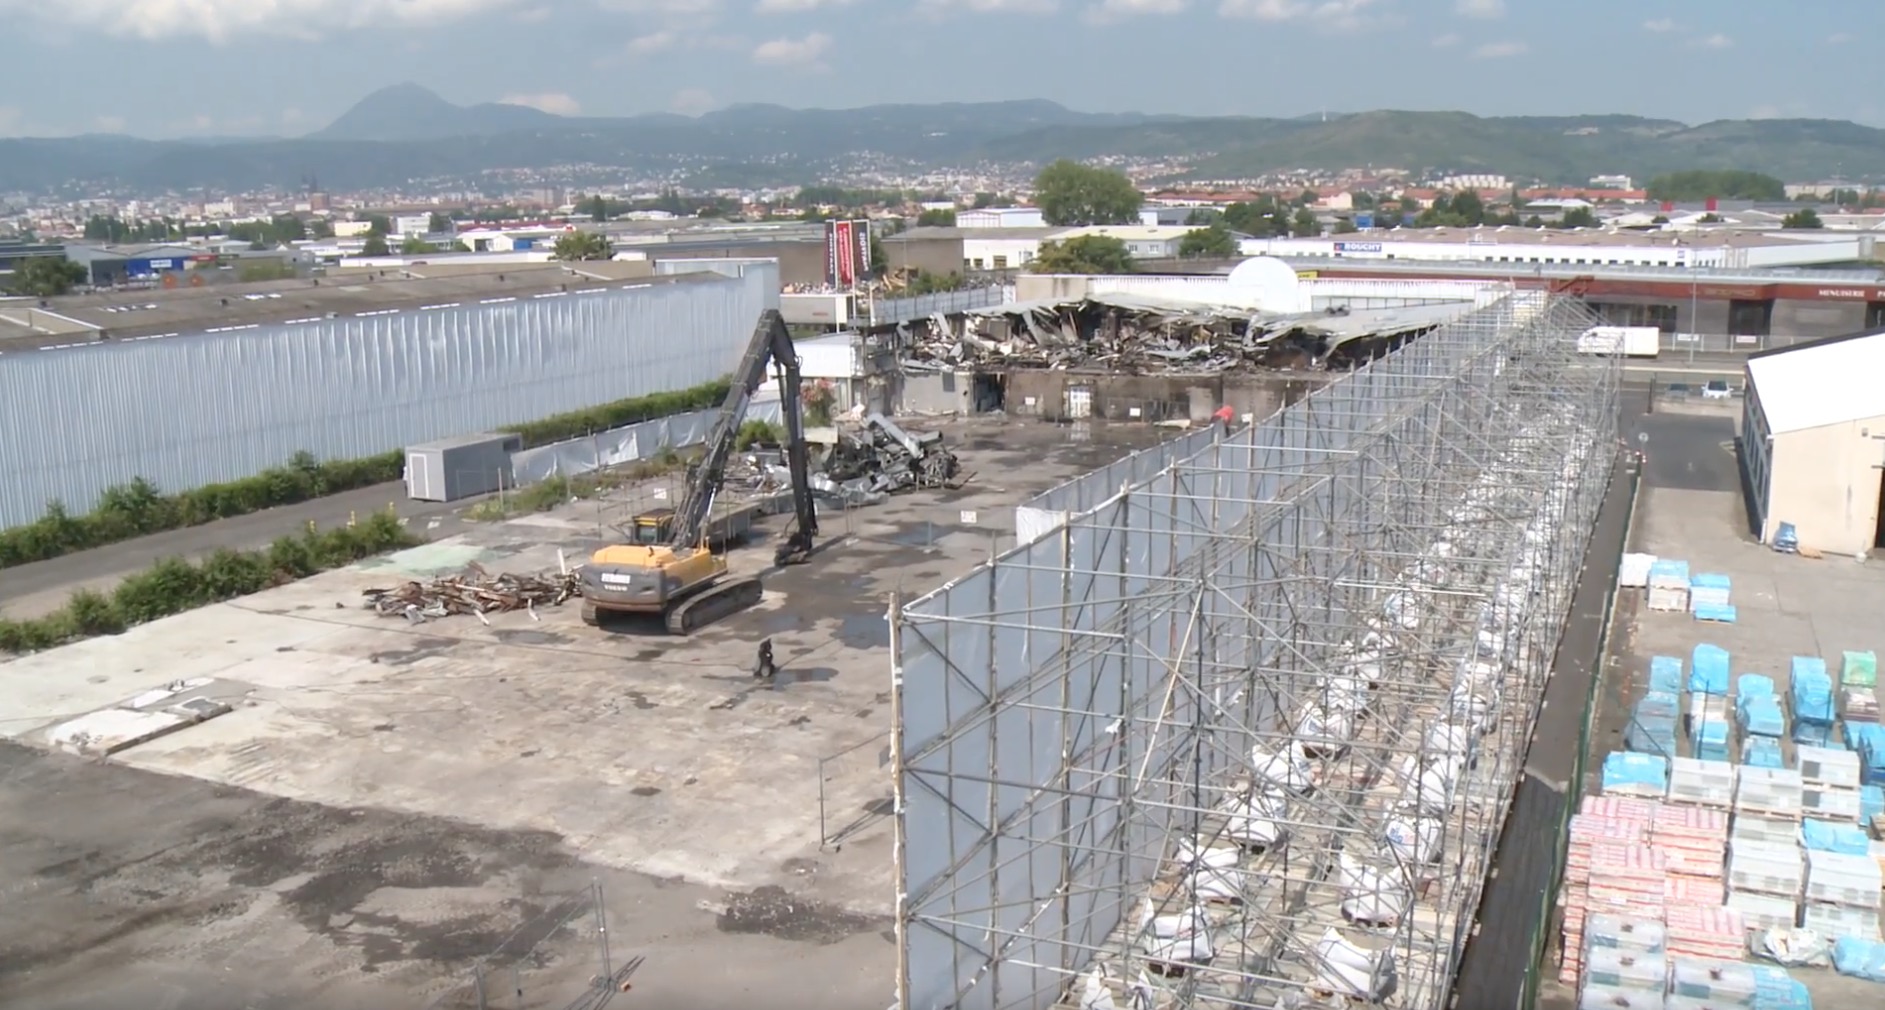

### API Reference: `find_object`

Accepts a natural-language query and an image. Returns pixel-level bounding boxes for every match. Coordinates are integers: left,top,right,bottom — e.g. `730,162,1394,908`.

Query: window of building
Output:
992,255,1008,269
1867,301,1885,330
1728,299,1773,337
1590,301,1678,333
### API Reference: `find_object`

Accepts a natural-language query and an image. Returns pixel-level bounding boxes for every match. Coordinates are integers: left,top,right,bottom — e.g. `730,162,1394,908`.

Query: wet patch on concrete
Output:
622,690,658,711
492,629,573,647
836,613,889,649
630,786,661,797
881,522,952,548
715,885,886,945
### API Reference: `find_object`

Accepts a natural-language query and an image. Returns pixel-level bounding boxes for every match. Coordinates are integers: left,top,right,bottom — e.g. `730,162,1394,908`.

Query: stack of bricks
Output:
1652,804,1729,894
1663,904,1748,962
1560,797,1667,985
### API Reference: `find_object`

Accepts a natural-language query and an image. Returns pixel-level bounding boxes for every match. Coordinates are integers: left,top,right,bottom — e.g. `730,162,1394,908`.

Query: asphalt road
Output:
0,481,469,621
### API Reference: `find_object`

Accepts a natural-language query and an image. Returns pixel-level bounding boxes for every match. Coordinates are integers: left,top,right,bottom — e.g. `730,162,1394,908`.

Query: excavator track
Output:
666,576,764,635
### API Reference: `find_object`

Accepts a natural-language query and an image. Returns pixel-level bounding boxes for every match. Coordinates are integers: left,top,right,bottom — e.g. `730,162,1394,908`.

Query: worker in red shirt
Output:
1212,405,1235,433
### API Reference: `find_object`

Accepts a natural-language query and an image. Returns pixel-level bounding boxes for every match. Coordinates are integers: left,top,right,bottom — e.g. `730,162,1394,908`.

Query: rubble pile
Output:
898,294,1450,373
814,413,962,502
363,564,581,624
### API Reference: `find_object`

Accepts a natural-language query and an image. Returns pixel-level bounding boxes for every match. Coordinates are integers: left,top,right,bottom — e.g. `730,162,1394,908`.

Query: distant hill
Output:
308,83,561,141
0,88,1881,193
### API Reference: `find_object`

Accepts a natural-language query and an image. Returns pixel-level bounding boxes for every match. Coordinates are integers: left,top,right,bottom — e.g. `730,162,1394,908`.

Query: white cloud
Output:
1430,31,1459,47
1691,32,1732,49
1086,0,1187,21
1826,32,1852,44
1218,0,1385,31
752,31,833,69
671,88,718,115
0,0,530,43
598,0,720,11
0,106,24,135
755,0,855,10
919,0,1058,15
94,114,127,132
1454,0,1502,17
1641,17,1676,31
514,4,551,19
499,91,581,115
1471,39,1526,58
628,29,678,53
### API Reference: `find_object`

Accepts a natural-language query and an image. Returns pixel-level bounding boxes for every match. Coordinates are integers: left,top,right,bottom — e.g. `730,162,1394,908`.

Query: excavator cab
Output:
628,508,676,545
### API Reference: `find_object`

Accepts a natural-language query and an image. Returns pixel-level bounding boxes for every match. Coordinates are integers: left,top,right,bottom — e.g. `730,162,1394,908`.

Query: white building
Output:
1741,330,1885,555
1439,174,1510,191
962,228,1062,271
1054,225,1198,259
1237,229,1873,270
957,207,1047,229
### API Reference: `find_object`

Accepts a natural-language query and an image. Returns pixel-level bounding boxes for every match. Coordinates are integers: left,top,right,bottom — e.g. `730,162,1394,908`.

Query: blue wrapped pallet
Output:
1739,673,1776,698
1742,736,1785,769
1791,656,1835,724
1649,655,1684,694
1691,643,1731,695
1751,964,1813,1010
1803,818,1870,856
1692,719,1732,763
1863,785,1884,823
1832,936,1885,983
1851,723,1885,784
1627,691,1681,754
1649,558,1690,585
1602,751,1669,796
1793,721,1836,747
1738,695,1786,738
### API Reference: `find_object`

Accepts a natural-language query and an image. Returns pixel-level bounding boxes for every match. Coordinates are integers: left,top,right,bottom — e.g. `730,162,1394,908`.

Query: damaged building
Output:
889,292,1472,423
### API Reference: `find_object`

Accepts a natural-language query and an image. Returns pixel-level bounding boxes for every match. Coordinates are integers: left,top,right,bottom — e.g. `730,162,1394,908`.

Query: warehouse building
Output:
1740,329,1885,555
0,259,776,527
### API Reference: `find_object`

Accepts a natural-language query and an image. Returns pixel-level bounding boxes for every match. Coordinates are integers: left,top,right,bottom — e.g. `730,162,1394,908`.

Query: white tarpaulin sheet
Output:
510,401,783,485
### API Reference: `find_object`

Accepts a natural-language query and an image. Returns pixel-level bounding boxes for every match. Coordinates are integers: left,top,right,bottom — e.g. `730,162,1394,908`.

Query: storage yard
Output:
1542,397,1885,1009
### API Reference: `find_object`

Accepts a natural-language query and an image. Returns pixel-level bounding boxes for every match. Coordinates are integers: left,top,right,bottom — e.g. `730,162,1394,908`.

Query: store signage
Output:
1333,241,1383,254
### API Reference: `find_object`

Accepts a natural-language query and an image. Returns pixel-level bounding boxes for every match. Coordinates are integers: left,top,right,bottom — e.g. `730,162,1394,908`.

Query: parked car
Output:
1701,379,1733,400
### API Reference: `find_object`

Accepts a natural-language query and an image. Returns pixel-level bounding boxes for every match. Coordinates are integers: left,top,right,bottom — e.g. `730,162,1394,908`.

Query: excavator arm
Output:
668,308,818,565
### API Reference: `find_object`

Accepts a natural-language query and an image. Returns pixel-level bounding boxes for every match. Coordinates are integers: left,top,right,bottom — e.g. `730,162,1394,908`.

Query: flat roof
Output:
0,262,711,351
1325,227,1839,250
1259,256,1885,288
1746,329,1885,435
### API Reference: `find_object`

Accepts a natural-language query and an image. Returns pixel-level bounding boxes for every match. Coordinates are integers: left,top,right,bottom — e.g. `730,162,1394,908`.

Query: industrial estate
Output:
5,87,1885,1010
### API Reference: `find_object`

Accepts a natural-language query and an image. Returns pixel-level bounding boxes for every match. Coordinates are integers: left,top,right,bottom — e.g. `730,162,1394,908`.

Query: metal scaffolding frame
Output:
890,291,1619,1010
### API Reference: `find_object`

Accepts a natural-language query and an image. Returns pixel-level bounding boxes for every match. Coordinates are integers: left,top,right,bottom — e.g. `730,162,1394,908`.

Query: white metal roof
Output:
1747,331,1885,435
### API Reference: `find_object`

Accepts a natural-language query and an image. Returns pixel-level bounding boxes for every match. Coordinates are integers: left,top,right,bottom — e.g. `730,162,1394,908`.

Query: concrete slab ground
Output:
0,416,1171,1010
1537,398,1885,1008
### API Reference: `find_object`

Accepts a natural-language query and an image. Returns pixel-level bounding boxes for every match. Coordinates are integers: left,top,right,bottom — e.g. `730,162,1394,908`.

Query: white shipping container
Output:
1577,325,1661,358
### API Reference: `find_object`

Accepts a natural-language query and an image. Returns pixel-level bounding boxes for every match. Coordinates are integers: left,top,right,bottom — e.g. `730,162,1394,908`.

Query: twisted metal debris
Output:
363,563,581,624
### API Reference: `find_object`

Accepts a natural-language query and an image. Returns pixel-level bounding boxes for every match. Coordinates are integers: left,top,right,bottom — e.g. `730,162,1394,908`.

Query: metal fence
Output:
510,401,785,486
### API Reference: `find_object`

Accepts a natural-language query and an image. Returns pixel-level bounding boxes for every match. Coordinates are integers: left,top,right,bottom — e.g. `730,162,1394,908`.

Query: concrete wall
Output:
884,236,965,278
645,240,827,286
1003,370,1323,424
1764,415,1885,555
897,371,974,415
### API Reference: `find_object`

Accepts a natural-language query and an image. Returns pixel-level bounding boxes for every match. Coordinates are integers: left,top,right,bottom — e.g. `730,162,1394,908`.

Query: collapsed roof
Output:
897,293,1468,374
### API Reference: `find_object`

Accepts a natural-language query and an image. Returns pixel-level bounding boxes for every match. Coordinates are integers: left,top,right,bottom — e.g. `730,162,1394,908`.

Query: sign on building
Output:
824,219,872,288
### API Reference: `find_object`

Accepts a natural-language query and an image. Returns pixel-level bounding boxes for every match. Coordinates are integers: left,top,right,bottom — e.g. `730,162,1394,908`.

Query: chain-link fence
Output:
419,881,642,1010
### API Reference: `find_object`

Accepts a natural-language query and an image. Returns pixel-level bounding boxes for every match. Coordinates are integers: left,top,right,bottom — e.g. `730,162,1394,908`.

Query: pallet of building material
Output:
1804,848,1883,907
1688,572,1732,611
1737,766,1805,820
1648,585,1692,612
1603,752,1671,798
1667,756,1737,809
1649,559,1691,590
1744,736,1786,769
1582,945,1666,996
1653,805,1729,879
1694,603,1738,624
1664,875,1726,907
1842,686,1879,723
1691,644,1732,696
1727,888,1800,932
1794,720,1838,748
1801,786,1862,823
1799,745,1863,791
1692,718,1733,764
1738,693,1787,739
1582,794,1663,821
1803,819,1871,857
1731,815,1801,848
1750,964,1815,1010
1844,650,1880,690
1618,552,1657,589
1805,902,1881,942
1862,785,1885,825
1727,839,1805,899
1792,656,1837,726
1649,654,1685,694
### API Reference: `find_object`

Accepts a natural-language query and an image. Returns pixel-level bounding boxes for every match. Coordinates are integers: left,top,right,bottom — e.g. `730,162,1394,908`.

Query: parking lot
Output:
0,416,1169,1010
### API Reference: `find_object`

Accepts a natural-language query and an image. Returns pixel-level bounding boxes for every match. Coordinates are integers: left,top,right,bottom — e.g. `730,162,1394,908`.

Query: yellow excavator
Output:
578,309,819,634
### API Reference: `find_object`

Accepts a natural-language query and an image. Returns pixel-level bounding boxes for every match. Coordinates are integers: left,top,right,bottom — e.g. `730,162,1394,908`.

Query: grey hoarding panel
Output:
0,272,769,526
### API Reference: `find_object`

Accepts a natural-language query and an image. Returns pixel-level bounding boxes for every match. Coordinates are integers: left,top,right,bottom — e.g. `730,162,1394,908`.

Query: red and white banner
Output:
824,218,872,288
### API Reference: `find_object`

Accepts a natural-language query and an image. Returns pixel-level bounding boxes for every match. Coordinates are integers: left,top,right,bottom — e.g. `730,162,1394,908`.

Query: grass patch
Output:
467,451,693,522
0,510,419,657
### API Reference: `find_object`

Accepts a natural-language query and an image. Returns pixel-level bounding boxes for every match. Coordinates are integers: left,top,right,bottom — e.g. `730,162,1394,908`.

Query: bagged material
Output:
1843,650,1878,690
1336,853,1408,926
1831,936,1885,981
1382,809,1442,865
1247,742,1313,796
1691,644,1731,696
1310,927,1396,1001
1137,901,1212,966
1750,927,1832,968
1218,790,1285,849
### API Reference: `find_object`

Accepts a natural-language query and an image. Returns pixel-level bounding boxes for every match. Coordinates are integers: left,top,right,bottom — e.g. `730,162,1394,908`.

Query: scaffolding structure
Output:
890,291,1619,1010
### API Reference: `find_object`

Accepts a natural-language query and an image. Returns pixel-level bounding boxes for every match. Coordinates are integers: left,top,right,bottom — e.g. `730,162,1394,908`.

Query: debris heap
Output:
363,564,581,624
816,413,962,501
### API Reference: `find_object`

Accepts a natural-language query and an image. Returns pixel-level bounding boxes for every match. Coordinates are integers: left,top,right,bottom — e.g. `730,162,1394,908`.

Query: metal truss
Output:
891,292,1619,1010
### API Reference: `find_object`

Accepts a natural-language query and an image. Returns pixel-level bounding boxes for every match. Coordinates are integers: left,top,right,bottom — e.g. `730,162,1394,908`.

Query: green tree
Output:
1332,217,1359,234
1782,208,1824,229
1178,224,1238,259
428,212,453,232
584,195,610,223
1032,160,1144,226
365,215,391,236
1524,214,1545,227
360,235,390,257
1029,235,1135,274
972,192,999,208
237,260,295,283
1645,171,1785,202
1184,208,1221,226
1291,208,1322,237
904,270,965,295
308,218,334,239
552,231,613,261
5,257,87,296
1294,188,1319,207
1558,206,1599,228
401,236,439,254
916,208,957,227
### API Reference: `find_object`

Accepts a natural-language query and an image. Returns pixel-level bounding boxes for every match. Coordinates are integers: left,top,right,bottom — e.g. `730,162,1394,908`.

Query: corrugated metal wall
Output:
0,265,777,527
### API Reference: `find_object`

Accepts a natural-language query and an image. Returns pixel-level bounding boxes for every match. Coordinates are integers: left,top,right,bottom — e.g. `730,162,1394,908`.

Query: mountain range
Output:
1,84,1882,194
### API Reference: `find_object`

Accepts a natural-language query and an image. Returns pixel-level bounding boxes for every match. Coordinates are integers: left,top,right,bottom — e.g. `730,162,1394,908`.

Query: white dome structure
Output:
1226,256,1309,313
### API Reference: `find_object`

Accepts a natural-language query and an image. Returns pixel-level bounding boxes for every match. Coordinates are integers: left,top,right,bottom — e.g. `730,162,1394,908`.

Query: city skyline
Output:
0,0,1876,139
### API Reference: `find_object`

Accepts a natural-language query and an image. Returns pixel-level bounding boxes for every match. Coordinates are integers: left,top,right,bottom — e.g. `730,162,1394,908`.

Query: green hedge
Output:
0,379,731,571
0,511,418,656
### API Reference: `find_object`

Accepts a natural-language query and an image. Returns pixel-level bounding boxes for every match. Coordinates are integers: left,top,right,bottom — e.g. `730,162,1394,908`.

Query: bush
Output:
0,511,418,657
0,380,730,571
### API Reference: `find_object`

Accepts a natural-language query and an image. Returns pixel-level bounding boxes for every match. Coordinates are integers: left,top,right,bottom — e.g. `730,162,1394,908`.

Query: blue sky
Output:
0,0,1875,138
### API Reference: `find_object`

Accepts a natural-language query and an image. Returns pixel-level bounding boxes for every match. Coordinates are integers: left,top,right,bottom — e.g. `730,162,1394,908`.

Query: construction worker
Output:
1213,404,1236,434
753,638,777,681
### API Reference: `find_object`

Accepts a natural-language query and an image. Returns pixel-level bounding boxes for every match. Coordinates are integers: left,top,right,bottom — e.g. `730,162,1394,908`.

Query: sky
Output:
0,0,1877,138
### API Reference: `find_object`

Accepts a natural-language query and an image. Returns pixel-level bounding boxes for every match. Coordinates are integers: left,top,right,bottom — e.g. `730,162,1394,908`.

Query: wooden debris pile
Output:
362,563,581,624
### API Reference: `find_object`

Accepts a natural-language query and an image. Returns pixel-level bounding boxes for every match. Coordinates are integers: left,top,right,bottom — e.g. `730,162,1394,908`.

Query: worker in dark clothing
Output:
753,638,777,680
